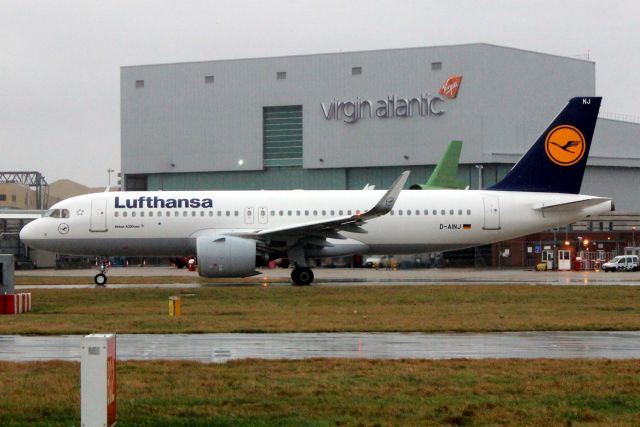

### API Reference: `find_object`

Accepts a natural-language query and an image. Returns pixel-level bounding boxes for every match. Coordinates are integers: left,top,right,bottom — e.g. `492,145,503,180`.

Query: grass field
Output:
2,285,640,334
1,359,639,426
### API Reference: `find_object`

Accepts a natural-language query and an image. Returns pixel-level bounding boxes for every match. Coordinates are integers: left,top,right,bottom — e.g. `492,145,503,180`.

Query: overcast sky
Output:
1,0,638,187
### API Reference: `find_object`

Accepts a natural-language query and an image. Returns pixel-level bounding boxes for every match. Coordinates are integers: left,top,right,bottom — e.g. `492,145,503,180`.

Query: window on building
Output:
263,105,303,167
0,194,6,201
135,80,144,88
276,71,287,80
431,62,442,70
205,75,214,84
11,195,16,202
352,66,362,75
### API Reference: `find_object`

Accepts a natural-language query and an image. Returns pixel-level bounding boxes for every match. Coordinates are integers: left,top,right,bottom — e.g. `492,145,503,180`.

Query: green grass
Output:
2,285,640,334
1,359,640,426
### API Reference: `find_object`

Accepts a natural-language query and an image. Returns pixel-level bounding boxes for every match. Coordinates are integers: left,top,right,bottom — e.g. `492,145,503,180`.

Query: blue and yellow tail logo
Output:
545,125,586,166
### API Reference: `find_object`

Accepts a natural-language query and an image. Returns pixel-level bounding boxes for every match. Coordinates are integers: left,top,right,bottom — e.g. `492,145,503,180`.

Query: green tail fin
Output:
411,140,466,190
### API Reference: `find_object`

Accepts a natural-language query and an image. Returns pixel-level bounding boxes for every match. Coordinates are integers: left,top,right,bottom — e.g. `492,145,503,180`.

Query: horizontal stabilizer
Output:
534,197,611,214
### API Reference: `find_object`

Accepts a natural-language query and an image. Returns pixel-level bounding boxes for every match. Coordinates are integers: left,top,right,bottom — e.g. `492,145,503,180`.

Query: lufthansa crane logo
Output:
545,125,586,167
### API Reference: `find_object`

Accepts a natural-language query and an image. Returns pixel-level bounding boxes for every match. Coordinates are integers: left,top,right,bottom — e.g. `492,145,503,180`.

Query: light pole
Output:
107,168,114,188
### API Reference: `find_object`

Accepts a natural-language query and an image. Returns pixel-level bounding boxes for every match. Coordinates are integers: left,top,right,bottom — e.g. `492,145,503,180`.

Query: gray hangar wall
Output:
120,43,640,210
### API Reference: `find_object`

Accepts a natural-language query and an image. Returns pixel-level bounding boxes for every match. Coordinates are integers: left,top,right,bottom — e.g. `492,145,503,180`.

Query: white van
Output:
602,255,639,272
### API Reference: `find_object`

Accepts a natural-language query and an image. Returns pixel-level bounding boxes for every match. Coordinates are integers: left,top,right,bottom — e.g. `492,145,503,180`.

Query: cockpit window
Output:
44,209,70,218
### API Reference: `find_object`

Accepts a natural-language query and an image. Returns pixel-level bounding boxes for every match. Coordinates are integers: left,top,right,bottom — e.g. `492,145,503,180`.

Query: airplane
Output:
20,97,612,286
409,140,467,190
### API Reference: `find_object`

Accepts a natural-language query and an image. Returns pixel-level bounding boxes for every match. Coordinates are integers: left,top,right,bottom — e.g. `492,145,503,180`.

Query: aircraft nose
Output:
20,220,41,245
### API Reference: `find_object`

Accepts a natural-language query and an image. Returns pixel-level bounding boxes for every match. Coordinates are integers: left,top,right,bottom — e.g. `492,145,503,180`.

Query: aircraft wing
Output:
230,171,410,241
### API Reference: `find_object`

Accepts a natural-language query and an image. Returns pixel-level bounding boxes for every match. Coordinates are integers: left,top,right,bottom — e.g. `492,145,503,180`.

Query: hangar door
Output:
482,196,501,230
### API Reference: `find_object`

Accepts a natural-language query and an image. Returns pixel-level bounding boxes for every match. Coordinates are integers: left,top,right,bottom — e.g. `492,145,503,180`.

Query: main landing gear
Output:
291,266,314,286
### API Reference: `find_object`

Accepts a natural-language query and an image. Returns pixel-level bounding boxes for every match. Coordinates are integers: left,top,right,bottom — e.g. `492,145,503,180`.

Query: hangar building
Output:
120,43,640,211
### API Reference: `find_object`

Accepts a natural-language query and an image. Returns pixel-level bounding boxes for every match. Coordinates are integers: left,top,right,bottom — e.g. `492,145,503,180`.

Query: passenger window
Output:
226,211,230,216
458,210,462,215
424,210,428,215
339,210,343,215
305,210,309,216
330,210,335,216
174,211,179,217
123,212,128,218
200,211,204,217
415,210,419,215
166,211,171,217
296,210,301,216
132,212,137,217
449,210,454,215
234,211,239,216
322,210,326,216
433,210,437,215
209,211,213,216
287,210,292,216
191,211,196,217
441,210,445,215
313,210,318,216
406,210,411,216
183,211,188,217
149,212,153,217
270,210,275,217
467,209,471,215
279,210,284,216
390,210,395,216
115,212,119,218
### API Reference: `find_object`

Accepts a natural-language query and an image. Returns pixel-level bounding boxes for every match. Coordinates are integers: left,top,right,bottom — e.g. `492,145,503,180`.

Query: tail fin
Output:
410,140,466,190
489,97,601,194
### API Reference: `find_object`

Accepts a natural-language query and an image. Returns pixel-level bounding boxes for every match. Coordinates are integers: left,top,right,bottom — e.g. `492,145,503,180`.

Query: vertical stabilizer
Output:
489,97,601,194
410,140,466,190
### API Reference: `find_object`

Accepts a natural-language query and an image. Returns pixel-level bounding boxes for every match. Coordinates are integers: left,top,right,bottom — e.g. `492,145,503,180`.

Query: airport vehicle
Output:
602,255,639,272
20,97,612,286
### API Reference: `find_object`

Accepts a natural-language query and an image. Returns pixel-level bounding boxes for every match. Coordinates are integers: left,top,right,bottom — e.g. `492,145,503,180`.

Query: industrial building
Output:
11,43,640,270
120,43,639,211
118,43,640,269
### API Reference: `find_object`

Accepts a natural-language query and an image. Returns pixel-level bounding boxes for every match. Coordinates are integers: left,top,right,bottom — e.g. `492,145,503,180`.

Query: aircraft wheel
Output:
95,273,108,287
291,267,314,286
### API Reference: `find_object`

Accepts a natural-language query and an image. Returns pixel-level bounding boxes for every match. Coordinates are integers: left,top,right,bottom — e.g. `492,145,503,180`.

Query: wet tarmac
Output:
1,331,639,362
15,267,640,288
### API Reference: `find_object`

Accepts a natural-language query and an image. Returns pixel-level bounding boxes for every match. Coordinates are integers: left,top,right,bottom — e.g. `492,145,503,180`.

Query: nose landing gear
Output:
94,258,109,287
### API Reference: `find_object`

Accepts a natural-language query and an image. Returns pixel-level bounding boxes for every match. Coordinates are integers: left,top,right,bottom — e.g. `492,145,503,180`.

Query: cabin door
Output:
482,196,501,230
90,199,108,232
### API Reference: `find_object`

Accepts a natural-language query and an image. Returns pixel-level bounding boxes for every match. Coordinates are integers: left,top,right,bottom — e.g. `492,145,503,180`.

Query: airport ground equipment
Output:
81,334,117,427
0,254,15,294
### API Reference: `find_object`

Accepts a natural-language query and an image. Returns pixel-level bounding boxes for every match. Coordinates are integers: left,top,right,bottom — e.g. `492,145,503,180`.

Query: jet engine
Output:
196,235,258,278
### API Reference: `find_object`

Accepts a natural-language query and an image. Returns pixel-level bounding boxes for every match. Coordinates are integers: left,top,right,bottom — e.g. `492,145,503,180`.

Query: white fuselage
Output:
20,189,612,257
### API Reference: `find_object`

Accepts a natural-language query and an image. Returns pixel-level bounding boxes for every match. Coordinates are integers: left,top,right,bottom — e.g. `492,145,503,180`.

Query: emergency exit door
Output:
90,199,108,232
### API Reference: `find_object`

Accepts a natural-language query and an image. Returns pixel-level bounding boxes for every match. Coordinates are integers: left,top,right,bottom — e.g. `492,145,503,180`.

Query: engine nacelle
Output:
196,235,258,278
